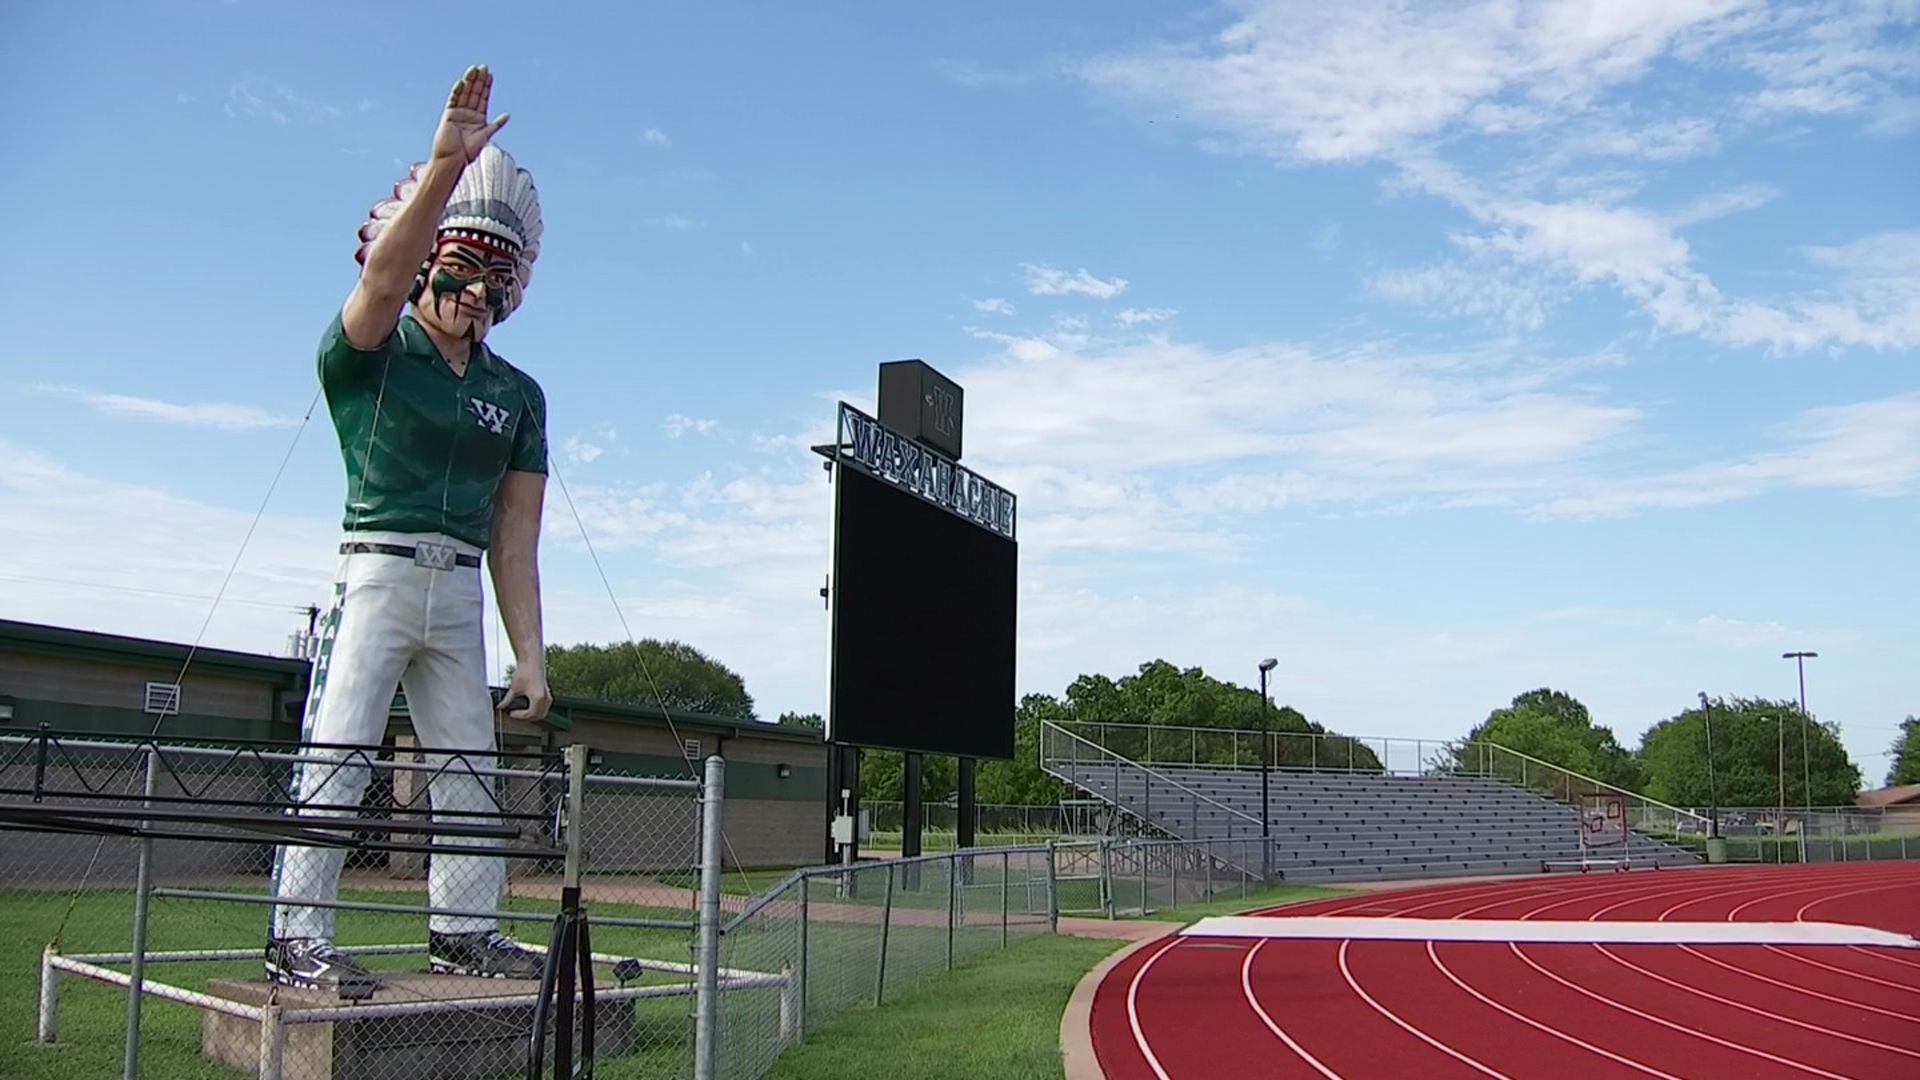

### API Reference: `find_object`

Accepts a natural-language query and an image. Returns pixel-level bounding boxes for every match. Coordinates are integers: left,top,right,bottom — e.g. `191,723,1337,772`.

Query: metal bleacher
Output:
1041,723,1702,883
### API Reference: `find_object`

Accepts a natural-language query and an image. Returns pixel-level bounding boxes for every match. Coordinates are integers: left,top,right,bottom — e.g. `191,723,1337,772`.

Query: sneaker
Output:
265,937,380,998
428,929,547,979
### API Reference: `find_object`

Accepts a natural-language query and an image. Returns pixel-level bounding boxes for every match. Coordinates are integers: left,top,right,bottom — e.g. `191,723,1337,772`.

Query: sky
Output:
1,1,1914,785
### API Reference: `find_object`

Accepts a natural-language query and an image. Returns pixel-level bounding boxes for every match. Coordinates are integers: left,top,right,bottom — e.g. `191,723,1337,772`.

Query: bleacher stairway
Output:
1046,751,1701,883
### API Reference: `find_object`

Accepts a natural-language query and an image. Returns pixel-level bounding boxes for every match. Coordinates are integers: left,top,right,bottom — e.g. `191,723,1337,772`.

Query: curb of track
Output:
1060,922,1182,1080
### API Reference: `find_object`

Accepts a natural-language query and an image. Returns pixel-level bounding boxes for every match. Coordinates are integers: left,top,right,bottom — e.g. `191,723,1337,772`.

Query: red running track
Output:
1090,862,1920,1079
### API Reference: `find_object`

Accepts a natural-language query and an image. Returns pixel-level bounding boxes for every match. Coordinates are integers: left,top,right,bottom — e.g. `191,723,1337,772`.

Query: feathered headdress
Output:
355,144,544,323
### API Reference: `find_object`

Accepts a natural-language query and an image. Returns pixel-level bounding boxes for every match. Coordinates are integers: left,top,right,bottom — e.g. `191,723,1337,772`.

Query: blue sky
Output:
2,1,1914,784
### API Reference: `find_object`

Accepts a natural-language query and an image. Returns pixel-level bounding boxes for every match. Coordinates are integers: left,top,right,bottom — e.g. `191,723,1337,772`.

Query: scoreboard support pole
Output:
902,753,924,891
956,758,976,886
825,743,861,869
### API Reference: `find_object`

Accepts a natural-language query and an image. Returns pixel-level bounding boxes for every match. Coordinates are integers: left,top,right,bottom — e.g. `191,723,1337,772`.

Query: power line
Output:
0,572,314,612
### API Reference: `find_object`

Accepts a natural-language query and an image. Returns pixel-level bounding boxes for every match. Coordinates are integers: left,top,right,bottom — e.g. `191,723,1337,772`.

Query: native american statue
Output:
267,65,553,996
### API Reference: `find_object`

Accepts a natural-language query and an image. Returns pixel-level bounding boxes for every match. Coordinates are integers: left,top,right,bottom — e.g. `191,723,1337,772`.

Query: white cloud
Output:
1695,615,1788,647
1074,0,1753,165
973,297,1016,315
1117,307,1177,326
644,215,704,232
663,414,719,438
1533,392,1920,517
225,78,343,125
0,440,335,651
1660,183,1779,228
36,385,299,430
1022,262,1129,300
642,128,672,147
564,437,605,464
1071,2,1920,352
1369,261,1557,331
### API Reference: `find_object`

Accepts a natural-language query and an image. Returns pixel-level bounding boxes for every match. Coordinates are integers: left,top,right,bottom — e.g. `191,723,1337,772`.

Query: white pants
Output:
271,531,505,939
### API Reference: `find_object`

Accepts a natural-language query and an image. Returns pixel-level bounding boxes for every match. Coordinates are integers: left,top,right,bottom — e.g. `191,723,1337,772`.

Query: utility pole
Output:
1258,658,1278,882
1783,652,1817,811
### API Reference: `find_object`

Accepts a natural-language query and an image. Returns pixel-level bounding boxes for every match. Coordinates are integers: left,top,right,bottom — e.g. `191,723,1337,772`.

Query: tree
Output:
1637,695,1861,808
1456,688,1637,789
536,640,756,721
776,711,823,730
1053,660,1382,771
1886,717,1920,787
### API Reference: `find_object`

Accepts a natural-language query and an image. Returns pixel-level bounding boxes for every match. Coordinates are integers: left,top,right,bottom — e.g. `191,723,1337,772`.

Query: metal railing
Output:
1048,720,1451,776
1039,720,1264,843
1053,836,1271,919
1451,740,1709,839
862,800,1107,839
6,728,726,1080
1670,804,1920,864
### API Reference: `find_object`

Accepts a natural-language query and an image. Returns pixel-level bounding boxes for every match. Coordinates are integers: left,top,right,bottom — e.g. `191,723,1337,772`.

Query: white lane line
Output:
1426,940,1686,1080
1337,940,1515,1079
1510,944,1859,1080
1595,944,1920,1062
1240,939,1345,1080
1125,936,1182,1080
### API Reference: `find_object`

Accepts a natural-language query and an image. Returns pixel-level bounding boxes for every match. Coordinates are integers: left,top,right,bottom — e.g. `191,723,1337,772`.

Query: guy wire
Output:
522,399,757,894
51,386,325,944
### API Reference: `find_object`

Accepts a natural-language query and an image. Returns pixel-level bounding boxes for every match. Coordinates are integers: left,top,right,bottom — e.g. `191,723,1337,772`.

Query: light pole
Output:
1697,692,1719,841
1258,658,1277,881
1783,652,1817,811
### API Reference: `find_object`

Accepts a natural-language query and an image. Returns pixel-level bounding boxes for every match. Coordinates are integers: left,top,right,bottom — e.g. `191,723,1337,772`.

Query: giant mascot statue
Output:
268,65,553,996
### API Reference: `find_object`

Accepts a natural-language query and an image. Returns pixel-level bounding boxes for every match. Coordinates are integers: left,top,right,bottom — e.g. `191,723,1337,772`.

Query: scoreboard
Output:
821,401,1017,760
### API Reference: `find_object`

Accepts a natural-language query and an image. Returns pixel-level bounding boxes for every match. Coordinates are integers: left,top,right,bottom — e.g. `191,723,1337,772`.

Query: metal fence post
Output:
876,863,896,1006
1100,837,1114,920
123,745,159,1080
797,877,810,1040
37,944,59,1044
946,855,957,970
694,753,726,1080
1046,843,1059,933
1000,850,1010,947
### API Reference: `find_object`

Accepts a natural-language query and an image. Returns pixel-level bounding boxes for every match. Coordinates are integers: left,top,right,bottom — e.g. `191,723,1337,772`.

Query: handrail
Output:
720,843,1063,933
1039,720,1261,831
1459,740,1710,828
1047,719,1441,776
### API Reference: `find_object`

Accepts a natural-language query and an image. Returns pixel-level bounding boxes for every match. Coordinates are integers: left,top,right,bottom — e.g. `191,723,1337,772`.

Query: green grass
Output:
3,886,706,1080
1135,882,1348,921
759,932,1123,1080
656,865,809,897
863,830,1059,851
4,875,1344,1080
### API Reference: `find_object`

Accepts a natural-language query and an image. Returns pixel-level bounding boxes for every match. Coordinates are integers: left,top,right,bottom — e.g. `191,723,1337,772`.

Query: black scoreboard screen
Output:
828,451,1017,760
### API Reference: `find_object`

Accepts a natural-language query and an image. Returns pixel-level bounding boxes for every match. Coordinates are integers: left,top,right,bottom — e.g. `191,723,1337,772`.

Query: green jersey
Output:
317,312,547,550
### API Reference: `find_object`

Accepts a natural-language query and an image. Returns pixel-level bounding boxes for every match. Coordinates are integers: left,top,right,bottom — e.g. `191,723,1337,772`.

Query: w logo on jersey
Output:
469,398,512,434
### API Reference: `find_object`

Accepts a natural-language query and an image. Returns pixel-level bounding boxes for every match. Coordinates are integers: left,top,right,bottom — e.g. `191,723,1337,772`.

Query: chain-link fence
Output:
1674,805,1920,864
861,800,1108,842
2,727,722,1080
707,846,1057,1080
1052,836,1267,919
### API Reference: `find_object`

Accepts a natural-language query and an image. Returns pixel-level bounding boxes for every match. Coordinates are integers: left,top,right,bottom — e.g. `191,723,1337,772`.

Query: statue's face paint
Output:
415,237,517,343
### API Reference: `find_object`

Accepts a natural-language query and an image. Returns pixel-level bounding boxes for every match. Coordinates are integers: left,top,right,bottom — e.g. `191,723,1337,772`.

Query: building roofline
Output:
0,617,310,684
548,692,823,743
1,617,823,744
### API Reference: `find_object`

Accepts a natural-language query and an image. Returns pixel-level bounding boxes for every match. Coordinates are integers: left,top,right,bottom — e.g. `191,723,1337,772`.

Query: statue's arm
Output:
489,468,549,723
342,66,509,351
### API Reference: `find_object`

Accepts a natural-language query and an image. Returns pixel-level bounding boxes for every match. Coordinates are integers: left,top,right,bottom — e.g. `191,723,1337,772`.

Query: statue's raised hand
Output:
431,65,509,165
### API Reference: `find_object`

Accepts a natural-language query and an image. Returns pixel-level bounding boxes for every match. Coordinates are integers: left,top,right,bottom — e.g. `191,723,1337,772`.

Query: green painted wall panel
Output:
3,698,293,744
